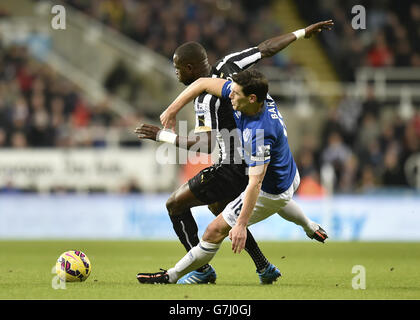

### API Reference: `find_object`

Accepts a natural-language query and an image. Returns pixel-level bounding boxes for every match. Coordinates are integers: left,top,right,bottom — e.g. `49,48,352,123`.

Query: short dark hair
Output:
174,41,208,65
232,69,268,102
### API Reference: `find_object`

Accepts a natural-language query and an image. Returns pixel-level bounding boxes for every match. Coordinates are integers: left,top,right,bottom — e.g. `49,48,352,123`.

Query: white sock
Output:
277,199,318,236
167,240,220,283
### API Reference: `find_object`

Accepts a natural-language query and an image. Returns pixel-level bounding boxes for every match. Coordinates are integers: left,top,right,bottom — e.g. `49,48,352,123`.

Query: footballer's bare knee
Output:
166,183,205,216
166,192,178,215
202,216,230,244
166,183,190,215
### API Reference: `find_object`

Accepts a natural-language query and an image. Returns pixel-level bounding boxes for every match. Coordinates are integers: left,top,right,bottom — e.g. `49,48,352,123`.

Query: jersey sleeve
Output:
221,81,232,99
243,130,274,167
193,93,220,133
215,47,262,73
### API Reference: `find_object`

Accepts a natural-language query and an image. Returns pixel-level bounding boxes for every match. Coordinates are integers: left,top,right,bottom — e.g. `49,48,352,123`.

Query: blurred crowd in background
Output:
296,85,420,195
294,0,420,193
0,39,143,149
64,0,285,67
297,0,420,81
65,0,420,79
0,0,419,194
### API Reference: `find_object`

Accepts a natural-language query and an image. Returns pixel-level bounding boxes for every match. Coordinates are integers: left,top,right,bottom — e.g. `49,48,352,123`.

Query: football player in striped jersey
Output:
136,19,333,284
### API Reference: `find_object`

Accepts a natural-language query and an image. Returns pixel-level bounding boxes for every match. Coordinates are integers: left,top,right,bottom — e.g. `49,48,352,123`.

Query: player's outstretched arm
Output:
257,20,333,58
229,163,269,254
160,78,228,130
134,123,214,153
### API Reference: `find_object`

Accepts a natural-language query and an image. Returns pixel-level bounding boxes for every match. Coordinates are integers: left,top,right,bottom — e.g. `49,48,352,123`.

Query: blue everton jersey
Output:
221,81,297,194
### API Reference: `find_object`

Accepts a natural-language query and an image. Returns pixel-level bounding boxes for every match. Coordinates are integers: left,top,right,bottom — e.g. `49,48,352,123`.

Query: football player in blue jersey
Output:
136,20,333,285
136,69,327,284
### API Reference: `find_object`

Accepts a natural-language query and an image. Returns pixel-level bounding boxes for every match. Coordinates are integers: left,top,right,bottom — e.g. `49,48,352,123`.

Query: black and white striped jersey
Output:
193,47,262,164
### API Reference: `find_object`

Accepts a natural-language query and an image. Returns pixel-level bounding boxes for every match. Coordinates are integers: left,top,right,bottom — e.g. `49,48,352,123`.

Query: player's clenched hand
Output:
160,109,176,132
229,224,247,254
134,123,161,141
304,20,334,38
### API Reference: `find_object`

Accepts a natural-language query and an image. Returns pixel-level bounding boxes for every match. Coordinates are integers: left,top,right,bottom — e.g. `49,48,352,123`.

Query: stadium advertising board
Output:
0,149,175,192
0,194,419,241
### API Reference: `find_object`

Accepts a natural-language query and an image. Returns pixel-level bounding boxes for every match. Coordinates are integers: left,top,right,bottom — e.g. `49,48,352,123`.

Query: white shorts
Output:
222,170,301,227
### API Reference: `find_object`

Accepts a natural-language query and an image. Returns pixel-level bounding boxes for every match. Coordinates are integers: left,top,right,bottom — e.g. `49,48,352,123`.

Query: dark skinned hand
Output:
304,20,334,38
134,123,161,141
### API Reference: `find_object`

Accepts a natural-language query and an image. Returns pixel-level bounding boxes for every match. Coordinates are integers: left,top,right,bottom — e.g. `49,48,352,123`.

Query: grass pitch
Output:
0,240,419,300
